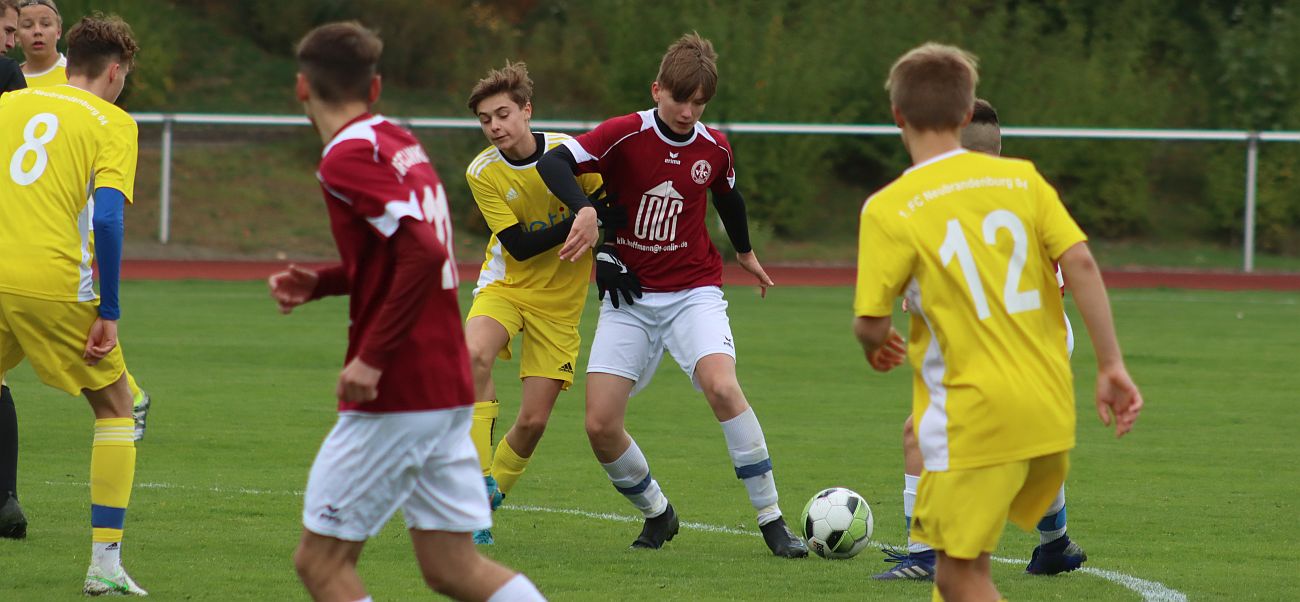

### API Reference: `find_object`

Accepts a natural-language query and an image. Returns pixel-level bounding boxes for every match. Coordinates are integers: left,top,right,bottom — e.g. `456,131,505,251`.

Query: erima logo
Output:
723,336,734,349
664,151,681,166
558,362,574,374
319,504,342,524
505,188,519,202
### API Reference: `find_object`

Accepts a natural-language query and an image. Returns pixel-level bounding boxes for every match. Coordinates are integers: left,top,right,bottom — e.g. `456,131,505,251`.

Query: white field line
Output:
43,480,1188,601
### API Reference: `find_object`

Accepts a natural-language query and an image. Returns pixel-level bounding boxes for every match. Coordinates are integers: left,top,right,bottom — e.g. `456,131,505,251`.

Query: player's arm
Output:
537,145,599,261
1,58,26,94
268,264,347,314
1057,242,1143,437
711,187,774,294
83,187,127,365
852,200,908,372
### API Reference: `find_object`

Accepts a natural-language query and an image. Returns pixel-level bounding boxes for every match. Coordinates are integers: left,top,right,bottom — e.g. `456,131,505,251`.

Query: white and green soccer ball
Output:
799,487,873,559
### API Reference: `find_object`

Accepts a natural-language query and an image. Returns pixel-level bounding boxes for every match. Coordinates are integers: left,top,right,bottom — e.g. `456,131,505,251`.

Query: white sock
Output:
92,541,122,573
720,408,780,523
903,473,930,553
601,439,668,518
488,573,545,602
1037,485,1068,544
351,597,373,602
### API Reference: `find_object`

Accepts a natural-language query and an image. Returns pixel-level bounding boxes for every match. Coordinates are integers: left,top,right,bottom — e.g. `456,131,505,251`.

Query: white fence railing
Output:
131,113,1283,272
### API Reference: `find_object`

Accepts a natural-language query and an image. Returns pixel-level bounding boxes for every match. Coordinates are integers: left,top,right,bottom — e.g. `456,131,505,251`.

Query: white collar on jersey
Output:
22,53,66,78
904,148,968,174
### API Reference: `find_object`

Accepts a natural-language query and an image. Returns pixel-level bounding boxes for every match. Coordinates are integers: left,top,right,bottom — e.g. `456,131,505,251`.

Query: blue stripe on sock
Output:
614,473,653,495
91,504,126,530
905,515,912,532
1037,504,1067,532
734,458,772,479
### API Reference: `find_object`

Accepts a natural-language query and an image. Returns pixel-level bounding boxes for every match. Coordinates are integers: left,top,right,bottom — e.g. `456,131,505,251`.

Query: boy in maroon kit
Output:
537,32,806,558
268,21,544,602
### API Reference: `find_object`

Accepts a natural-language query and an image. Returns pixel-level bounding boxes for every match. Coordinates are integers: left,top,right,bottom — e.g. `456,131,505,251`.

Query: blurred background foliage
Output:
11,0,1300,258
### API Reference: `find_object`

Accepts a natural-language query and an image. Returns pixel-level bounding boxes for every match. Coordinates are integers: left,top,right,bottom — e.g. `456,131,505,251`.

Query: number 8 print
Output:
9,113,60,186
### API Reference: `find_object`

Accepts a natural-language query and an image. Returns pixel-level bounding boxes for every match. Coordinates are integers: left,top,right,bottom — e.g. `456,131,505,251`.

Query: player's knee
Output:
513,412,549,440
699,377,744,409
291,543,324,585
419,563,457,596
467,346,496,376
584,415,619,447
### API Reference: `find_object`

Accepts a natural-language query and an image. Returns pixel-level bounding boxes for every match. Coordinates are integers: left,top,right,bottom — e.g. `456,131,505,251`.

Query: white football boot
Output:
83,563,149,596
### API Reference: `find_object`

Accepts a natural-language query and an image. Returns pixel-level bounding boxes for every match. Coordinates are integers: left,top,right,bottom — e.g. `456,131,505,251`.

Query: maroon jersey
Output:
316,114,472,413
563,109,736,292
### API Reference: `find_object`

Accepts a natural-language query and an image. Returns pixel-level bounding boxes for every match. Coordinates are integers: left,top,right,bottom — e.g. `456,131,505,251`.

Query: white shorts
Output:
587,286,736,397
302,406,490,541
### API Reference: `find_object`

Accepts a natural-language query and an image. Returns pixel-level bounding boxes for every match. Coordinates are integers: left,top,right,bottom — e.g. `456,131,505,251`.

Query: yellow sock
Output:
931,585,944,602
90,418,136,543
126,372,144,406
471,400,500,476
491,437,531,495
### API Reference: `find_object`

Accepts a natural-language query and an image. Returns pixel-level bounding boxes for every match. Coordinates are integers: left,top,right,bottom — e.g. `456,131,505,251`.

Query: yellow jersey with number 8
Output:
854,149,1087,472
0,84,138,302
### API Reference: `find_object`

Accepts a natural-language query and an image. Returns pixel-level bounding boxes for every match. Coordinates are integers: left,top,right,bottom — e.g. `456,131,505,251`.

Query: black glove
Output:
589,184,626,230
595,244,642,308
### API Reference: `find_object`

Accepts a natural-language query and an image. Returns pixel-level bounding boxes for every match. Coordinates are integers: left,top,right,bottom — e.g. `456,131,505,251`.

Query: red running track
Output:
122,260,1300,291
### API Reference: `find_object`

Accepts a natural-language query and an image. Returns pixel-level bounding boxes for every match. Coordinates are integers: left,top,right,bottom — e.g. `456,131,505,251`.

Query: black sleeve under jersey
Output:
0,59,26,94
495,218,576,261
711,187,753,254
537,145,594,213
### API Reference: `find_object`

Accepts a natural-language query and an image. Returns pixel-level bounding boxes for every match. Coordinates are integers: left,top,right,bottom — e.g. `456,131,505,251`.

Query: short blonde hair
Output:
656,32,717,103
467,61,533,113
886,43,979,132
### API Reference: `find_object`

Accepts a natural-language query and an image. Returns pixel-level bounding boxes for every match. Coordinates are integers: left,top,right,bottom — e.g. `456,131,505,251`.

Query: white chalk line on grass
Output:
45,480,1187,601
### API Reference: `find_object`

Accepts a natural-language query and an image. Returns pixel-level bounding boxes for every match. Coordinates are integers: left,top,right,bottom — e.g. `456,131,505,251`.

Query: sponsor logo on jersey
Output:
634,181,685,243
691,160,712,185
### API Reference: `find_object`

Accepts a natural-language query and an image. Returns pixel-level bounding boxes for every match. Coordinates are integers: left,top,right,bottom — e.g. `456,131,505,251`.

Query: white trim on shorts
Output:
302,406,490,541
586,285,736,397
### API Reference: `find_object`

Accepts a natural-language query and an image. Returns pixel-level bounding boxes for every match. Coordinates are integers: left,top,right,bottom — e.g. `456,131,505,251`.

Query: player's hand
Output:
1095,363,1143,438
901,297,910,313
269,264,319,314
591,186,627,231
867,327,906,372
560,207,599,262
83,318,119,366
595,244,642,309
736,251,775,298
337,357,382,403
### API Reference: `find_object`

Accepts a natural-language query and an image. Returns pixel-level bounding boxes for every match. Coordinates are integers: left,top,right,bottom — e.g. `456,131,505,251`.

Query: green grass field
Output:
1,281,1296,600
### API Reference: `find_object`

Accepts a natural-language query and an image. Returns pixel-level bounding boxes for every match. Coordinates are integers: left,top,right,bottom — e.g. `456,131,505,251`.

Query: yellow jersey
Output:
22,54,67,88
466,132,602,323
0,84,138,302
855,149,1087,472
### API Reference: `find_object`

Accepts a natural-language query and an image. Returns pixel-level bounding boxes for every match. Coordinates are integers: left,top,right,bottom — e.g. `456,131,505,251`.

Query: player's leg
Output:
82,374,147,596
410,530,543,601
874,414,937,580
464,298,521,545
585,298,677,548
666,287,806,558
404,405,544,600
0,301,28,539
0,380,26,540
933,552,1000,602
293,531,368,601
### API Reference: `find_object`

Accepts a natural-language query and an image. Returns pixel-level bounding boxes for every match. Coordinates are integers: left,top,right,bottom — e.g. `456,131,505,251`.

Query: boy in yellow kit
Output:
0,13,147,595
463,62,612,544
853,43,1143,602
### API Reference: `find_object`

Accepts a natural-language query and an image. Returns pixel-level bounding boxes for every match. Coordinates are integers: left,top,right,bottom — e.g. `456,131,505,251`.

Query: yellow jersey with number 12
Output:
0,84,138,302
854,149,1087,472
466,132,603,323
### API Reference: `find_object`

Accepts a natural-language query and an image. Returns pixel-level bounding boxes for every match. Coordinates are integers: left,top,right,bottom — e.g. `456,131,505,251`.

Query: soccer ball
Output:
799,487,873,559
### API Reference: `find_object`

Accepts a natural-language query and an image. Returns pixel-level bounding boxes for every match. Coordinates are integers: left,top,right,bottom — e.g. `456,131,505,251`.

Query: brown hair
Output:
886,42,979,131
656,32,717,103
1,0,21,18
962,98,1001,154
467,61,533,113
64,13,138,78
295,21,383,104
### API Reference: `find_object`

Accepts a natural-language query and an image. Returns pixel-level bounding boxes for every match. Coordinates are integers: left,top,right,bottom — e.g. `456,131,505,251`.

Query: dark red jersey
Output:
563,110,736,292
316,114,472,413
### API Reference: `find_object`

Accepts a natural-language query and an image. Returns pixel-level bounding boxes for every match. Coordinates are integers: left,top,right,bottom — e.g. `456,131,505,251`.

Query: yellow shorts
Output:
0,293,127,395
466,290,580,388
911,451,1070,560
